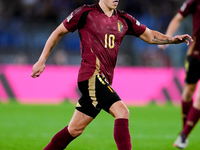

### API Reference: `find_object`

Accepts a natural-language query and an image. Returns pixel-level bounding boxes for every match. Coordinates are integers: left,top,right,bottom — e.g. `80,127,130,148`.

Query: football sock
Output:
114,118,132,150
181,106,200,137
181,100,193,127
43,126,75,150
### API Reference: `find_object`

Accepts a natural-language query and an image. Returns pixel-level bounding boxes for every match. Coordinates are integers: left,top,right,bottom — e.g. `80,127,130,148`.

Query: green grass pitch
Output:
0,101,200,150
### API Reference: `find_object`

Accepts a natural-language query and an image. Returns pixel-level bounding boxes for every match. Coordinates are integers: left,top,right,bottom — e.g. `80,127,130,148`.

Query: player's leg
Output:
93,74,131,150
68,109,93,137
43,78,100,150
43,110,94,150
181,83,196,127
181,55,200,135
173,83,195,149
181,85,200,138
109,101,132,150
174,85,200,149
181,55,198,127
174,56,200,149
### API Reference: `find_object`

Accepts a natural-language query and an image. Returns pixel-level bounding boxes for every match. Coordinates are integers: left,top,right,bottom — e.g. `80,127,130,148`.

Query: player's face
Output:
102,0,119,10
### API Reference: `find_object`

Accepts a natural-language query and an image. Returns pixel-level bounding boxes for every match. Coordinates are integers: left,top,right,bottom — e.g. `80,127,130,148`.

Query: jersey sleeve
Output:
178,0,196,17
63,5,90,32
122,13,146,37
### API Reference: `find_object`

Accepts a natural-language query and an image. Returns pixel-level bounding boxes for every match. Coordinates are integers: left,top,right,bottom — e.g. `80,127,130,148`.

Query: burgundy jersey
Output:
178,0,200,58
63,4,146,84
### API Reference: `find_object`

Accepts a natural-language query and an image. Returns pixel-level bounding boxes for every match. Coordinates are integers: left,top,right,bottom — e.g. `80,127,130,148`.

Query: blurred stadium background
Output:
0,0,192,66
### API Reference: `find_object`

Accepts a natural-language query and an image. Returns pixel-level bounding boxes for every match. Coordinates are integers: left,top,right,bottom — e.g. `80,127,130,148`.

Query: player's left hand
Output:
172,34,193,45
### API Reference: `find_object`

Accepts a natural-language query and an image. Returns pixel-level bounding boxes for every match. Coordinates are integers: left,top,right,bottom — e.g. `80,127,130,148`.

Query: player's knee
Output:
182,93,193,102
182,90,194,102
115,108,130,119
68,126,85,137
182,85,196,101
123,108,130,118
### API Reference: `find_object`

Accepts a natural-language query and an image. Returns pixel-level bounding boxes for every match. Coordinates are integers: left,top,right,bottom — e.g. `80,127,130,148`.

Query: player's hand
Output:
172,34,193,45
31,61,45,78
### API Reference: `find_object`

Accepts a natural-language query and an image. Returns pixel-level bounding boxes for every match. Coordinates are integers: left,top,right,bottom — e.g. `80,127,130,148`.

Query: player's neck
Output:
98,2,114,17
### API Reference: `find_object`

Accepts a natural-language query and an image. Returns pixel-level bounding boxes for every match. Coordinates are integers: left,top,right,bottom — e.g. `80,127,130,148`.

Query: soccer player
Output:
31,0,193,150
158,0,200,149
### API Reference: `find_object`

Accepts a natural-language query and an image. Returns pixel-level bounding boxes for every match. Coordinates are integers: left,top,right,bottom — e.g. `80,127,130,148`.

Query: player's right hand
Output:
31,61,45,78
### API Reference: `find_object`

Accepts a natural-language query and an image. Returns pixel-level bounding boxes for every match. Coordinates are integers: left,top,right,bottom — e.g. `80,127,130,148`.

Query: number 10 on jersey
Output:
105,34,115,49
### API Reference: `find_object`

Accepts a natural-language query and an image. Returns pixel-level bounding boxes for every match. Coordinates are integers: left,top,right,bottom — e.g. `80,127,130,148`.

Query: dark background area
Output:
0,0,192,66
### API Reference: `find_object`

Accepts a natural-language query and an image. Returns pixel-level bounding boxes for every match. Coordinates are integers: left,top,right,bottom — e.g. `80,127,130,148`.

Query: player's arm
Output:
165,12,184,37
31,23,69,78
158,12,184,49
139,27,193,45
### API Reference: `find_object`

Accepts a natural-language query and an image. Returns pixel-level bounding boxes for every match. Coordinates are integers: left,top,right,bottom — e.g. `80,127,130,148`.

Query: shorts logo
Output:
67,12,73,22
117,22,123,32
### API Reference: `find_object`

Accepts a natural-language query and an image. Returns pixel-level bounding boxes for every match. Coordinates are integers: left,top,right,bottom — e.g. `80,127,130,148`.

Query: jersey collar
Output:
96,3,116,16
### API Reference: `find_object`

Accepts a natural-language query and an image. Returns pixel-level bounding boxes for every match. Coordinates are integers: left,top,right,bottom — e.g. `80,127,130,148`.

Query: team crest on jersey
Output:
117,22,123,32
67,12,73,22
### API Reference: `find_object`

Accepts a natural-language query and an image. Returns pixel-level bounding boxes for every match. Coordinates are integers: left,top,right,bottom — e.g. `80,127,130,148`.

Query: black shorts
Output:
185,55,200,84
76,74,121,118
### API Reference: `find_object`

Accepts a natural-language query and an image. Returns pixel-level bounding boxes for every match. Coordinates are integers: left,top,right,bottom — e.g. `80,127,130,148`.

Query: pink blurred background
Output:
1,65,197,106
